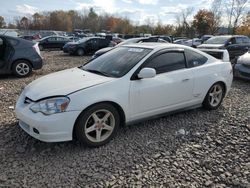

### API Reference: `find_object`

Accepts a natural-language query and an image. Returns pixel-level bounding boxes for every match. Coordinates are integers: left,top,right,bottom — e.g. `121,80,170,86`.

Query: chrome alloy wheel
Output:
16,63,30,76
209,84,223,107
84,109,115,143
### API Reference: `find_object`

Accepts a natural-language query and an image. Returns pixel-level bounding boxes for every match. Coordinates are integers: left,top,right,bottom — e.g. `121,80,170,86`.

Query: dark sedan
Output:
38,36,71,51
63,37,113,56
0,35,43,77
92,37,168,59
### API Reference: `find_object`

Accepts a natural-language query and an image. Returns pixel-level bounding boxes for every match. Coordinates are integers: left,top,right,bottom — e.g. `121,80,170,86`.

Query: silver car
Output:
234,51,250,80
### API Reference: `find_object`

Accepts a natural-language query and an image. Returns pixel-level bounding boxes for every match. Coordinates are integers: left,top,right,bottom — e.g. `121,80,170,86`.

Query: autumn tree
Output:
49,11,72,31
236,11,250,36
0,16,6,28
193,9,215,35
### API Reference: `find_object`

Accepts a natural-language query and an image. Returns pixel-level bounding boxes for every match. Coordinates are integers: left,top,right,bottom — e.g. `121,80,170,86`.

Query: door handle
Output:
182,78,190,82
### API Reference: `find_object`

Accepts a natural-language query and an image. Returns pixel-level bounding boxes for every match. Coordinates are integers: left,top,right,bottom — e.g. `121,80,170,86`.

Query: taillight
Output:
33,43,41,56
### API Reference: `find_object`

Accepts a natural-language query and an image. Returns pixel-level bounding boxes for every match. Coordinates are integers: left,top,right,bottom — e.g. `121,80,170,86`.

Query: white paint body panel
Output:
15,43,233,142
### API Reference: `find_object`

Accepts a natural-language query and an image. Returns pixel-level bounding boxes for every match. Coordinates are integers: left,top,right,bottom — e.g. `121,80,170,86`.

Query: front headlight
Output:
30,97,70,115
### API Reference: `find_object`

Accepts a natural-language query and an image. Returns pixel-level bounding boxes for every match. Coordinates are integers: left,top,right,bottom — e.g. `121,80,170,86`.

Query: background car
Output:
63,37,114,56
20,35,37,41
92,37,168,59
174,38,190,45
234,51,250,80
183,38,202,48
200,35,213,43
38,36,71,51
0,35,43,77
16,43,233,147
198,35,250,60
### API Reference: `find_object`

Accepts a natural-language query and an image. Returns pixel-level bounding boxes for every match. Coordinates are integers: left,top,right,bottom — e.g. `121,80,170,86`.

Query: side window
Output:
86,39,93,45
185,49,208,68
56,37,64,41
145,52,186,74
48,37,56,42
236,37,243,44
242,37,250,43
229,37,236,44
7,38,18,46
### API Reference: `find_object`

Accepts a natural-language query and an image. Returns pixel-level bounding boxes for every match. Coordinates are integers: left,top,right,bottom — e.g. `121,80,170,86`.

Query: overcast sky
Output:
1,0,250,25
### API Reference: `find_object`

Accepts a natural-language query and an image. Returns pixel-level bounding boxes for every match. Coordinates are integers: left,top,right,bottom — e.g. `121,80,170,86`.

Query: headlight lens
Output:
30,97,70,115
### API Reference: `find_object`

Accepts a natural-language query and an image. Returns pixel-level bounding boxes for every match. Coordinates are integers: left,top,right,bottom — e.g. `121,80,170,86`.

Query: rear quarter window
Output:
7,38,19,46
185,49,208,68
242,37,250,43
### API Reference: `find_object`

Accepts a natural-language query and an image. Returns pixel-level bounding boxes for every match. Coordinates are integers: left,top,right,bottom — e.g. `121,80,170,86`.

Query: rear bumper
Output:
32,57,43,70
234,64,250,80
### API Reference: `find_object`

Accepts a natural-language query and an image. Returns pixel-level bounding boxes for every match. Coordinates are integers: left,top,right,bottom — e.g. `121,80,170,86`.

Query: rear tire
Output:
75,103,120,147
76,48,84,56
203,83,225,110
38,45,43,51
12,60,32,78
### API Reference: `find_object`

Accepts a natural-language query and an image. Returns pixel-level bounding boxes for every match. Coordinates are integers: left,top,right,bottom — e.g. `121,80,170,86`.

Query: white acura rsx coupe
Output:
15,43,233,147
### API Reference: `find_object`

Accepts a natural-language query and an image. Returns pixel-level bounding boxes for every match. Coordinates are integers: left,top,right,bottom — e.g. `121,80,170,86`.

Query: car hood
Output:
95,47,114,55
198,44,224,49
24,68,114,101
238,52,250,65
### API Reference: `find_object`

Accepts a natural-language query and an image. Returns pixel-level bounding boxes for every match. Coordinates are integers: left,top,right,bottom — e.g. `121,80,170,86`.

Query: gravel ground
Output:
0,51,249,187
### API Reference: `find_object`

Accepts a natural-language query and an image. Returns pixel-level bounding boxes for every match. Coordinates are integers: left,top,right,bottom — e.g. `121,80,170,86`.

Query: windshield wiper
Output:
82,68,113,77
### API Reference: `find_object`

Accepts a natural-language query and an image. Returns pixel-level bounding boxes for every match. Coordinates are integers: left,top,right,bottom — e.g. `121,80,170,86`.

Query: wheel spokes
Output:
85,109,115,143
92,113,100,123
85,124,96,133
102,112,111,122
103,123,113,131
96,130,101,141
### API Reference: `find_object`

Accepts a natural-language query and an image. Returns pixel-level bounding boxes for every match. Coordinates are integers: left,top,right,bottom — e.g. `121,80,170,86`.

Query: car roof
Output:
122,42,189,50
213,35,247,38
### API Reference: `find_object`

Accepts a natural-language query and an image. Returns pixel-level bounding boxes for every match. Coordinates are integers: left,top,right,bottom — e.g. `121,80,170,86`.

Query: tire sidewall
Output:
12,60,32,78
75,103,120,147
77,48,84,56
203,83,225,110
39,44,43,51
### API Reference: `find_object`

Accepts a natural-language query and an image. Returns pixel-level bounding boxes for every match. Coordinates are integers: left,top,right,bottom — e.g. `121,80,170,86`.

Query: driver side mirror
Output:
227,41,232,46
138,68,156,79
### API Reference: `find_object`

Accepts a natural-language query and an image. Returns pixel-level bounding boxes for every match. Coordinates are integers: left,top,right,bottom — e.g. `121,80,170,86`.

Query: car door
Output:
85,39,94,54
237,37,250,55
55,37,63,48
184,49,210,102
226,37,239,59
0,37,5,69
46,37,57,49
0,37,15,71
98,39,109,50
129,50,194,119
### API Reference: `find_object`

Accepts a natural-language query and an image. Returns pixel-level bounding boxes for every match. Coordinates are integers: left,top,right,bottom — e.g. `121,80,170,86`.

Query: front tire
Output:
76,48,84,56
12,60,32,77
75,103,120,147
203,83,225,110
